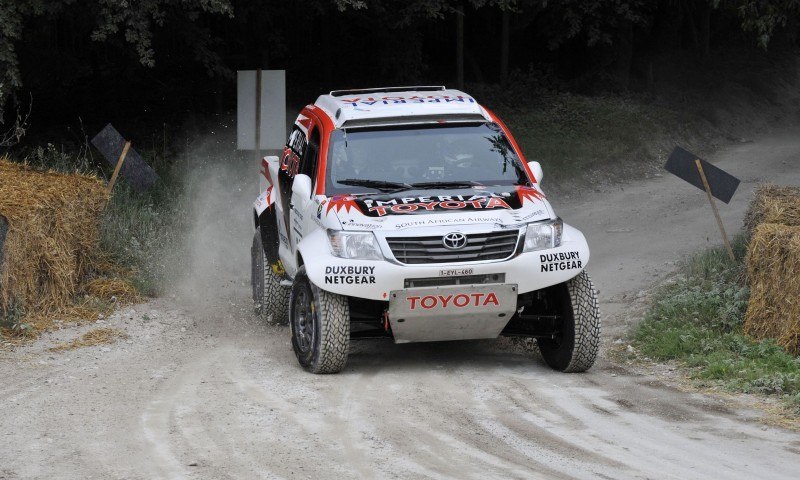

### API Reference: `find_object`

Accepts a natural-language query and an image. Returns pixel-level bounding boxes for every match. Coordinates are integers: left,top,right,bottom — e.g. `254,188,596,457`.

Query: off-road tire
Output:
537,271,600,372
289,266,350,374
251,230,288,324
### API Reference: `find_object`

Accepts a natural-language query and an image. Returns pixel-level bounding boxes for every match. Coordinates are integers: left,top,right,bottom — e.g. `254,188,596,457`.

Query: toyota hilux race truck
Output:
251,86,599,374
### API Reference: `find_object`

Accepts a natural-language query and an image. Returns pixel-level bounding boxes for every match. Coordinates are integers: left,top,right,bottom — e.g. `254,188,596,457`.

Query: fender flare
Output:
253,187,280,266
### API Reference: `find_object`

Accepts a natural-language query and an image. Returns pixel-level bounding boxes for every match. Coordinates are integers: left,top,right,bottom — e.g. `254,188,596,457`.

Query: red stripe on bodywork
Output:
483,106,536,184
306,105,336,195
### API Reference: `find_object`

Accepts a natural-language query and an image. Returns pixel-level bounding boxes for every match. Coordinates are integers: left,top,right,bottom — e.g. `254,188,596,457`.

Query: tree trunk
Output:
501,9,509,85
699,0,711,57
456,5,464,90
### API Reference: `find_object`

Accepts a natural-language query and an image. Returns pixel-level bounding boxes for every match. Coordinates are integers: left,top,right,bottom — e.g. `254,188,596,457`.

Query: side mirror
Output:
528,160,543,183
292,174,313,201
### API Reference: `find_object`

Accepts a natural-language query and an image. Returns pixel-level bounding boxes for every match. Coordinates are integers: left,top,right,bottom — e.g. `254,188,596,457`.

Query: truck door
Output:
278,127,306,238
289,129,321,250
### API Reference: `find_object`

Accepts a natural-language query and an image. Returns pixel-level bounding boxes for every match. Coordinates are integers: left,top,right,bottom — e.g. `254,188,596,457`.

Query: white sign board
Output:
237,70,286,150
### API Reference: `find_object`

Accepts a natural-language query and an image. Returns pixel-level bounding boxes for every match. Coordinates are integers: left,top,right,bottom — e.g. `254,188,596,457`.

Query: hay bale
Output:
84,278,140,304
0,157,108,318
0,214,7,276
743,183,800,236
744,223,800,354
49,327,128,352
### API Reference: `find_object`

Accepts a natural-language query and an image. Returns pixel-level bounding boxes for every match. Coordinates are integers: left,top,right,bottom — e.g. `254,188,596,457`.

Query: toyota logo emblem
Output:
442,232,468,250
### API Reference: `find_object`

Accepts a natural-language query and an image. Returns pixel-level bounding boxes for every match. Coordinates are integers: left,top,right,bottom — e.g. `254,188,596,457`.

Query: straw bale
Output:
85,278,140,303
744,223,800,354
743,184,800,236
0,157,108,317
49,327,128,352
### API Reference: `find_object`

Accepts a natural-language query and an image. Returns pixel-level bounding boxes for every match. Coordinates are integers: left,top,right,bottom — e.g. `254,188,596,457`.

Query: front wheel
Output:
537,271,600,372
289,266,350,374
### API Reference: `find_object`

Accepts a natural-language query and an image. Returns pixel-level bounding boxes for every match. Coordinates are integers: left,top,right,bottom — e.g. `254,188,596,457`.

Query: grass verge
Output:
631,236,800,413
470,76,712,186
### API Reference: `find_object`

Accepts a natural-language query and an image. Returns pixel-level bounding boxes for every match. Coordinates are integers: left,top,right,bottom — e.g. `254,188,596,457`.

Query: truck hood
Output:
323,185,554,231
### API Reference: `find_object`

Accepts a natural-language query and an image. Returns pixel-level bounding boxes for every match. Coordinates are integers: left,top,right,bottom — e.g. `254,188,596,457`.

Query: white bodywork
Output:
255,155,589,299
253,86,591,342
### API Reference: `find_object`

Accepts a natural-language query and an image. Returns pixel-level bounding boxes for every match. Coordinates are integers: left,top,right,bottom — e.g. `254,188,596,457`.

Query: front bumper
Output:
297,223,590,301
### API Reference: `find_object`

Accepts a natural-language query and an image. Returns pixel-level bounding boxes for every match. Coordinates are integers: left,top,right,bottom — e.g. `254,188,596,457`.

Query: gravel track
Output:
2,130,800,479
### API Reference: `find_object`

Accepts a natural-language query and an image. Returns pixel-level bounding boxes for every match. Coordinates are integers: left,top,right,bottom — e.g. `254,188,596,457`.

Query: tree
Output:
729,0,800,48
0,0,233,122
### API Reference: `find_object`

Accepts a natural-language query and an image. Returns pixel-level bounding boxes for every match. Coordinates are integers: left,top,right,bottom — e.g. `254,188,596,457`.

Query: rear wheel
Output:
289,266,350,374
251,230,288,324
537,271,600,372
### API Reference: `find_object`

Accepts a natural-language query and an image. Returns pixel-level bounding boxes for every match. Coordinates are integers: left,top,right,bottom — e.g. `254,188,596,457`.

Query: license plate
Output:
439,268,474,277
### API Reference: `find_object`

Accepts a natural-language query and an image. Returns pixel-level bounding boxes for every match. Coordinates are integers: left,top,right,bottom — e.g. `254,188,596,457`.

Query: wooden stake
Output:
695,159,735,261
106,140,131,196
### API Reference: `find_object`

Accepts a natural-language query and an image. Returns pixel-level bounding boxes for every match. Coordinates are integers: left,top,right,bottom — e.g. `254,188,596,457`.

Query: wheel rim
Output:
293,285,315,355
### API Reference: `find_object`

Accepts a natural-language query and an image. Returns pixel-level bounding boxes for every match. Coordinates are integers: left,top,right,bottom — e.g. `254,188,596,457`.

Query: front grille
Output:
386,230,520,265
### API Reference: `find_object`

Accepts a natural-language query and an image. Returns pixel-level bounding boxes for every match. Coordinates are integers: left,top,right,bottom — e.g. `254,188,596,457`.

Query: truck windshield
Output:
325,122,530,195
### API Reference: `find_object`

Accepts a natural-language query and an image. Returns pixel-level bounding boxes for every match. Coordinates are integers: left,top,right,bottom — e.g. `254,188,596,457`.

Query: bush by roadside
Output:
0,143,186,340
630,236,800,413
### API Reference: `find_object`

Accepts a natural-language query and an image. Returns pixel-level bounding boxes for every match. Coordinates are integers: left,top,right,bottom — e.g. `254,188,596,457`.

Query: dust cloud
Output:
168,125,258,315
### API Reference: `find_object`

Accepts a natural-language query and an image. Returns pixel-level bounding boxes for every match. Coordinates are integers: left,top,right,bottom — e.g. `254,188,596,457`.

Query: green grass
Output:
99,170,189,296
501,95,688,181
633,237,800,411
471,75,705,185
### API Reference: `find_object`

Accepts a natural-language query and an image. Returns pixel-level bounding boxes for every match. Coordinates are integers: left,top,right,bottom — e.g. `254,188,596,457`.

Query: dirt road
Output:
2,130,800,479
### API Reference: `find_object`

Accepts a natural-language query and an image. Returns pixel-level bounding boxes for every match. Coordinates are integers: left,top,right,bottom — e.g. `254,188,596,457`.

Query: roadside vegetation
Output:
631,236,800,412
488,90,698,185
7,143,186,299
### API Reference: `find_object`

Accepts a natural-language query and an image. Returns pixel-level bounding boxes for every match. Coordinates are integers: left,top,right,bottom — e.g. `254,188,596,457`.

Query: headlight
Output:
524,218,563,252
327,230,383,260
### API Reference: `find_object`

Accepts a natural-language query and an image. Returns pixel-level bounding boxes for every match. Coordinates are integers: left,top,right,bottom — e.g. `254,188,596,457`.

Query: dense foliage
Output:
0,0,798,130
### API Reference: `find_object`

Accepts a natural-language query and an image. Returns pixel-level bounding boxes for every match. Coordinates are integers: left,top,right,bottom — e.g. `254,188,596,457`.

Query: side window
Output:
283,127,306,177
300,130,320,192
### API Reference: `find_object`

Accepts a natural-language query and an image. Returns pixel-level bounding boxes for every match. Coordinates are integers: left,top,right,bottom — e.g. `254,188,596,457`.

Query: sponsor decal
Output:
316,203,324,219
339,95,476,107
515,209,545,222
516,185,545,205
395,217,504,229
364,194,511,217
324,266,376,285
278,231,289,247
265,186,273,206
540,251,582,272
407,292,500,310
326,195,362,215
291,204,303,220
345,219,382,230
280,148,301,177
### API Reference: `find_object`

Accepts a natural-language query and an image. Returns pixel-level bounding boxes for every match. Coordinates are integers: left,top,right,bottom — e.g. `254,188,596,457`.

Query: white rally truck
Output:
251,86,599,374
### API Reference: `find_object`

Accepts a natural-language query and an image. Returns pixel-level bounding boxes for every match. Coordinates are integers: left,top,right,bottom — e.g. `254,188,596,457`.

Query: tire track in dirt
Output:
3,130,800,479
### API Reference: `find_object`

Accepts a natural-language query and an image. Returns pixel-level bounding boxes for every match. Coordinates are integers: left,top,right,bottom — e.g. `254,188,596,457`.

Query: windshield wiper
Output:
409,181,481,189
336,178,413,192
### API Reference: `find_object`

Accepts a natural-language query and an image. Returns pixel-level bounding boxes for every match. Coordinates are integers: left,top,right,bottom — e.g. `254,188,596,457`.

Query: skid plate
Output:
387,283,518,343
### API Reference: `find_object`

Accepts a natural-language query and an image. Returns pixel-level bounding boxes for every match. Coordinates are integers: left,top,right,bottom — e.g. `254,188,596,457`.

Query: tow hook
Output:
383,310,391,332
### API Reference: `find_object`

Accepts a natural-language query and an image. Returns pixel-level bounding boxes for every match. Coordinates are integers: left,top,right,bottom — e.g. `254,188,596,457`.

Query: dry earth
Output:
2,129,800,479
